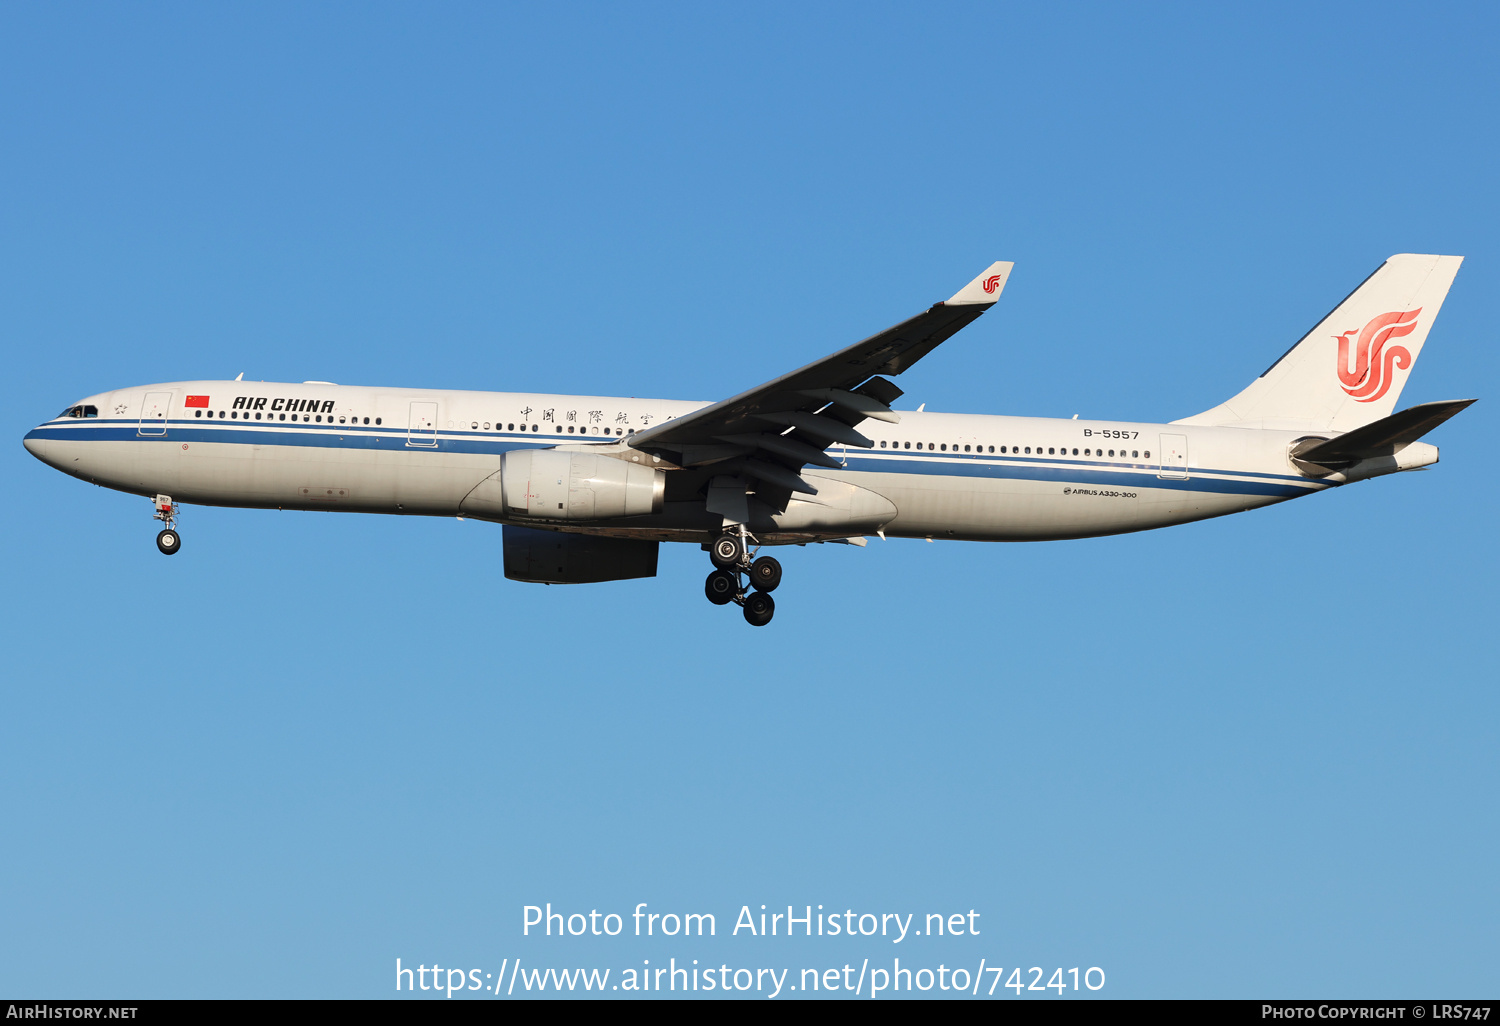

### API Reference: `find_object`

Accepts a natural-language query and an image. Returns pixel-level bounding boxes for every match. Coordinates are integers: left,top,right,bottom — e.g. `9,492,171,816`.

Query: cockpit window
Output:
58,405,100,419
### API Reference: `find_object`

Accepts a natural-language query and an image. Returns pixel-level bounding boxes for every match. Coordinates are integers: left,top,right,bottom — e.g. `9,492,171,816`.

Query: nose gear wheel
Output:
151,495,181,555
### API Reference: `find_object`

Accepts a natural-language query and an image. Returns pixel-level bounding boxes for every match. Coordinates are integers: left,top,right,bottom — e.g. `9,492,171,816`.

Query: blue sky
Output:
2,2,1496,999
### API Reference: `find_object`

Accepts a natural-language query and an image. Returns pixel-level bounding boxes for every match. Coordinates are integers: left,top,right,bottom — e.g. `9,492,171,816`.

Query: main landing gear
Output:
153,494,181,555
703,529,781,626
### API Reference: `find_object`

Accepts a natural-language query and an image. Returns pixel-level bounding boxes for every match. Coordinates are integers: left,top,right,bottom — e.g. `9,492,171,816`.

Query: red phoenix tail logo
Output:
981,274,1003,294
1336,308,1420,403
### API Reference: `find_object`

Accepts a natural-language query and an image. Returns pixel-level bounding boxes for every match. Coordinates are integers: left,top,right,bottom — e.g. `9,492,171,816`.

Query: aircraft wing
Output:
628,261,1012,513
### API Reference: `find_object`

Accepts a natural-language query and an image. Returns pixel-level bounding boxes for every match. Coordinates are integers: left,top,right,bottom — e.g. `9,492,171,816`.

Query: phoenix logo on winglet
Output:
1337,308,1421,403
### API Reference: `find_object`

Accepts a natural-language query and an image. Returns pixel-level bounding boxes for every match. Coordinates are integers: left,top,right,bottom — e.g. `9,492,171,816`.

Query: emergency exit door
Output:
138,392,172,436
407,402,438,447
1158,433,1189,480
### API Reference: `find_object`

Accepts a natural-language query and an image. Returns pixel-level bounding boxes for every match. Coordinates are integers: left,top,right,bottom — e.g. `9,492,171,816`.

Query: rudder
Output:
1177,253,1463,431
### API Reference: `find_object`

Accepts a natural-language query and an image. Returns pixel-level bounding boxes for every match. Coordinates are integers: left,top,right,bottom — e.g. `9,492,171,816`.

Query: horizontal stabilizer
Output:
1295,399,1475,465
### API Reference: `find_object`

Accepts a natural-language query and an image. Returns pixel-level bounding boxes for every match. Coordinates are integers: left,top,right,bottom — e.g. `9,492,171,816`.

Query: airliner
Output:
23,254,1472,625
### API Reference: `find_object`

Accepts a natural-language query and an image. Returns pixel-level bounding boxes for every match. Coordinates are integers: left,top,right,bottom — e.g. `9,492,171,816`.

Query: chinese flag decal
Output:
185,395,210,408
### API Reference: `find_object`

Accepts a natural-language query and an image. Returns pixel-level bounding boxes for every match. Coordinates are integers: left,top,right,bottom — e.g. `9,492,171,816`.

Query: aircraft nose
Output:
23,428,49,463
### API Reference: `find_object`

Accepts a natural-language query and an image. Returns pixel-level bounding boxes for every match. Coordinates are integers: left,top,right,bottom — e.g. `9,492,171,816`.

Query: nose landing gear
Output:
153,494,181,555
703,529,782,625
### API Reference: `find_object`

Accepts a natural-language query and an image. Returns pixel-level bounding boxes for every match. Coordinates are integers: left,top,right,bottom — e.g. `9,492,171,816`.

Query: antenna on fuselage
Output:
235,372,244,381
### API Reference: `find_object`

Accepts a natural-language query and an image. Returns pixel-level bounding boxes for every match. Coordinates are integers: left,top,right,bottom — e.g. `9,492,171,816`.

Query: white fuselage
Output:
25,379,1428,545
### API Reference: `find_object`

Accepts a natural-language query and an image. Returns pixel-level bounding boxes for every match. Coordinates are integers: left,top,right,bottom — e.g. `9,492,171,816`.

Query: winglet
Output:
945,261,1014,305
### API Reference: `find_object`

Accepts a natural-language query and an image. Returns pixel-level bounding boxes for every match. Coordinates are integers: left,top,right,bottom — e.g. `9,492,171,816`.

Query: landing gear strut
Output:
153,494,181,556
703,529,782,625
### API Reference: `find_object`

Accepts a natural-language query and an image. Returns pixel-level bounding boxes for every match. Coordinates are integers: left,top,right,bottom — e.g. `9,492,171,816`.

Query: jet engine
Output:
497,449,665,521
502,525,658,584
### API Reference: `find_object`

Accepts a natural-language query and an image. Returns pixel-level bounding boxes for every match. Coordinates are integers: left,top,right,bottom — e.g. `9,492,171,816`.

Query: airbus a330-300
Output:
24,254,1473,625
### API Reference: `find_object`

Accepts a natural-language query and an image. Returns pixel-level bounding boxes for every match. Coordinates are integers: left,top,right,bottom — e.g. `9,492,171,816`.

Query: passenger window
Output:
1132,450,1138,458
1024,446,1030,454
903,442,910,449
1048,447,1055,455
194,410,202,418
376,418,382,425
988,446,994,453
255,412,261,420
1143,450,1150,458
939,443,946,451
279,413,285,421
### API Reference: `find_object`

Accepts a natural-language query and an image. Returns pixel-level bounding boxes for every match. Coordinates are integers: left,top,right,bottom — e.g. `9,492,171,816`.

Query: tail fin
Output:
1176,254,1463,431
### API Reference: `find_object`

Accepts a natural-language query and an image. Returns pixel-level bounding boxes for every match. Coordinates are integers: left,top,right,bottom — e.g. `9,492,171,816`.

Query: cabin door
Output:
407,402,438,447
138,392,173,436
1158,433,1189,480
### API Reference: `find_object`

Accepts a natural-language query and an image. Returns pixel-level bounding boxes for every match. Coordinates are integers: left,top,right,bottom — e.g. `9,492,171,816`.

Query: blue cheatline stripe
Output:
25,423,1326,499
24,422,571,455
840,453,1318,497
31,419,1321,484
847,445,1314,485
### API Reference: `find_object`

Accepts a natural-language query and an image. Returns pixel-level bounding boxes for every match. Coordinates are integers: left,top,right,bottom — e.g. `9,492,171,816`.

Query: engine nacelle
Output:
502,525,658,584
499,449,665,521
